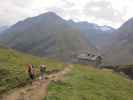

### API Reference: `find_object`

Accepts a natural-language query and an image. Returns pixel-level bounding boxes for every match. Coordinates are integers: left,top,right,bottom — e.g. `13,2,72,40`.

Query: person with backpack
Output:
27,64,35,80
39,64,46,80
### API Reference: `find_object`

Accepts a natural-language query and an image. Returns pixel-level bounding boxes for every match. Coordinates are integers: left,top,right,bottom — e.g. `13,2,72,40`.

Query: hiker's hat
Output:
41,64,45,67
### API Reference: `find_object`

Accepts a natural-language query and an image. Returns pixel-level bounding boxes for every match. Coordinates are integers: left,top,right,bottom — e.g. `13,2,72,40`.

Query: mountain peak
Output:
43,12,57,16
36,12,64,22
99,26,115,32
120,17,133,29
127,17,133,22
39,12,60,18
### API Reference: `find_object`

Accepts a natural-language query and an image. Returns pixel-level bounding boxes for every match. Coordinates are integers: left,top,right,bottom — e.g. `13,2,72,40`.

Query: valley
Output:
0,11,133,100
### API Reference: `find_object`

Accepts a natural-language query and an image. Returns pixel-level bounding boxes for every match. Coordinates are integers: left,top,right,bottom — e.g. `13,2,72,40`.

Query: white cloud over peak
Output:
0,0,133,28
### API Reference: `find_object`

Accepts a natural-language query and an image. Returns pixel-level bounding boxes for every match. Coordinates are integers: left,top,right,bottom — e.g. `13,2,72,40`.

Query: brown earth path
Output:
1,65,73,100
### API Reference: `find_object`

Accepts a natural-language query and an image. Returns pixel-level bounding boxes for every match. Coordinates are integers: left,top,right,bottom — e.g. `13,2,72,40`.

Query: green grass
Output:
1,47,133,100
45,65,133,100
0,47,66,95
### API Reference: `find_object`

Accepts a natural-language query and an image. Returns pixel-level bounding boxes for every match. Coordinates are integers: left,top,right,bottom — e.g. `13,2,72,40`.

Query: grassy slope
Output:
45,65,133,100
0,47,66,94
0,46,133,100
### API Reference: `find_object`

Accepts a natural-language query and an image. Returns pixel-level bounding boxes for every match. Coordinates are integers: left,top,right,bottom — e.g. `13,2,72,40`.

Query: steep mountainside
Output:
104,18,133,65
68,20,115,50
0,26,8,34
0,12,97,61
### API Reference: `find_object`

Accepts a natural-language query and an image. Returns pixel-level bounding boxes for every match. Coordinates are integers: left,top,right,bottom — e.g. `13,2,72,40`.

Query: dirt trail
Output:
1,65,73,100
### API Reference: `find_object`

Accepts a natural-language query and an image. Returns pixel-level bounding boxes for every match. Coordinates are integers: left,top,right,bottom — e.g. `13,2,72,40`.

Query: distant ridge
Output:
0,26,9,34
104,17,133,65
0,12,97,61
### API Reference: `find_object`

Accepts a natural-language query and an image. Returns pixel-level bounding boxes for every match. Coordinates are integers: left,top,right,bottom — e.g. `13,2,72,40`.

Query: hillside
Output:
0,46,133,100
0,26,8,34
104,18,133,65
68,20,115,50
0,12,97,61
45,64,133,100
0,46,66,95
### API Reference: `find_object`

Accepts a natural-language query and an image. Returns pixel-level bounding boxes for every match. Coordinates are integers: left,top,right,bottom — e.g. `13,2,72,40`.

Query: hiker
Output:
39,64,46,80
96,56,102,66
27,64,35,80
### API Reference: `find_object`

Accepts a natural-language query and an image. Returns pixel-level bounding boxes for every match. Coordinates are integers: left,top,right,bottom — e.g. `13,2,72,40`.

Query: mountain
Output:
0,26,8,34
103,18,133,65
67,20,115,51
0,12,97,61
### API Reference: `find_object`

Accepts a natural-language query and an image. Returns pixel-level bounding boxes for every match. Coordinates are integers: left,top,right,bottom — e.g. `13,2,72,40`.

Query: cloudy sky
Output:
1,0,133,28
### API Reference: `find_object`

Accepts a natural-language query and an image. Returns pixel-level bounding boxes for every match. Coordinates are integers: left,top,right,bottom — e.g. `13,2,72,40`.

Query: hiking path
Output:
1,64,73,100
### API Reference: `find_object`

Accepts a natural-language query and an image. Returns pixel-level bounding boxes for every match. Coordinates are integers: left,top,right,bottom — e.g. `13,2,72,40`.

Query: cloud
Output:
0,0,133,28
46,0,81,21
0,0,34,26
83,0,125,24
0,0,61,26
